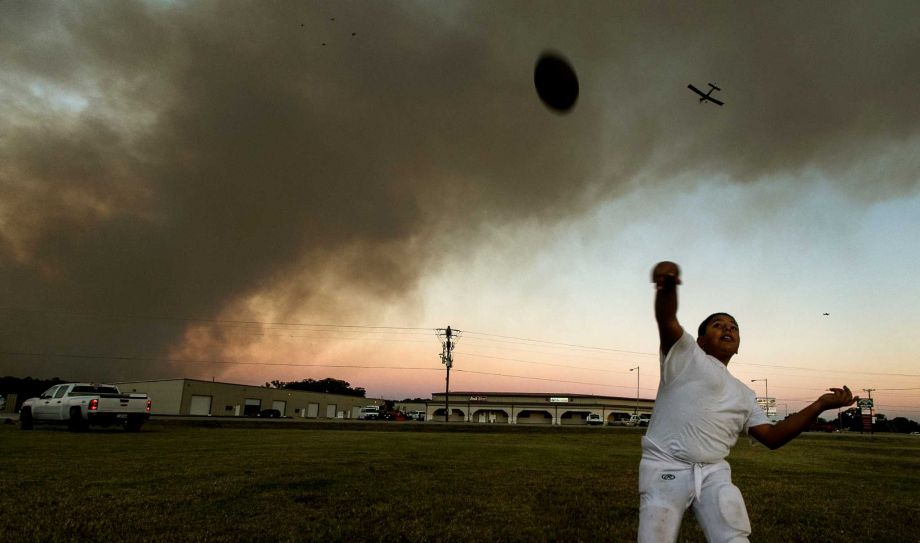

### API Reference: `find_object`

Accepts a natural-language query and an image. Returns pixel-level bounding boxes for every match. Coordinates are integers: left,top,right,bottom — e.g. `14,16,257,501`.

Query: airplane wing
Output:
706,96,724,106
687,84,707,98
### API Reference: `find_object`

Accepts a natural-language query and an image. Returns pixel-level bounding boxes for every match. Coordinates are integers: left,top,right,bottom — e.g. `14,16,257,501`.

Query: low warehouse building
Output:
117,378,381,419
426,391,654,425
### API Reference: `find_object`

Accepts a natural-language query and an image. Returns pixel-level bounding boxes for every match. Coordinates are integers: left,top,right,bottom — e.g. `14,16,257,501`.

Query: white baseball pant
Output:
638,437,751,543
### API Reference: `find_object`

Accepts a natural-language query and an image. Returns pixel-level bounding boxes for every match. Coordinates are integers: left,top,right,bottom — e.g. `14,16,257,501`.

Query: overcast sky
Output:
1,1,918,419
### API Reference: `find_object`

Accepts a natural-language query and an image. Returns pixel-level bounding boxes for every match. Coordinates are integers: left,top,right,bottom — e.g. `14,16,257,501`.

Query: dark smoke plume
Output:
1,2,917,381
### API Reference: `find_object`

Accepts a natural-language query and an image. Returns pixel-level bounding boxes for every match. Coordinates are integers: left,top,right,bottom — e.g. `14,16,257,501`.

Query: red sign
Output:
861,414,872,431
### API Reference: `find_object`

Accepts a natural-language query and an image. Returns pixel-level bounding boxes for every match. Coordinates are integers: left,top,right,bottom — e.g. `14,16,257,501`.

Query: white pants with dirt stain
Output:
638,437,751,543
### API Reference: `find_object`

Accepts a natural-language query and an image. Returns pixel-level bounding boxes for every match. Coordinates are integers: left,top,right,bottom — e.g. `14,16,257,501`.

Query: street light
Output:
630,366,640,415
750,378,768,400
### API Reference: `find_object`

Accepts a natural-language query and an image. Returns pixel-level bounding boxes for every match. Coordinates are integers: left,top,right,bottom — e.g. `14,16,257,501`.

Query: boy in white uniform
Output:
639,261,857,543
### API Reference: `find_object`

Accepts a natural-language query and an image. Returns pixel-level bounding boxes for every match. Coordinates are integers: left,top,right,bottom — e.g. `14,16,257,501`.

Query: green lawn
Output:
1,421,917,542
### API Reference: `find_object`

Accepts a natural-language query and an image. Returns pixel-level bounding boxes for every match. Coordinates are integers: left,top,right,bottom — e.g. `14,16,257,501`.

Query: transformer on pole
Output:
436,326,460,422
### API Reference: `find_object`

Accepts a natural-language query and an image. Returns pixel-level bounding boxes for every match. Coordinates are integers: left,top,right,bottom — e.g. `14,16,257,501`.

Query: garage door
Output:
325,404,336,418
244,398,261,416
271,400,286,416
306,403,318,418
189,395,212,416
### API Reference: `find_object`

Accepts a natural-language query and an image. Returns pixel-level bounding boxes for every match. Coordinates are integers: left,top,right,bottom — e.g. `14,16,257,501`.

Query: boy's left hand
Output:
819,385,857,410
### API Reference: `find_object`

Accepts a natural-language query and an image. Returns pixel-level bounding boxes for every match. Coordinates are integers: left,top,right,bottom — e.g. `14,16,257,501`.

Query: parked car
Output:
406,410,426,421
586,413,603,426
259,409,281,418
609,415,637,426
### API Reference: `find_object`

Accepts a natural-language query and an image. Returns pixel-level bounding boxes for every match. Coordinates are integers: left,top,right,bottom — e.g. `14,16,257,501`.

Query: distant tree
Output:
267,378,366,398
839,407,863,431
0,376,68,410
889,417,920,434
872,413,889,432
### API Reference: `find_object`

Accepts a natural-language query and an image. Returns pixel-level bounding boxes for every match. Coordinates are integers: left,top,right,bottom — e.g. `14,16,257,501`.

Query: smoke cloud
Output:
1,1,917,382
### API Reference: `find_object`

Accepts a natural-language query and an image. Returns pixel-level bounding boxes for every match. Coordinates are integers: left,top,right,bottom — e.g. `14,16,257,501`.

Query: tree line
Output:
263,377,366,398
0,376,68,411
809,408,919,434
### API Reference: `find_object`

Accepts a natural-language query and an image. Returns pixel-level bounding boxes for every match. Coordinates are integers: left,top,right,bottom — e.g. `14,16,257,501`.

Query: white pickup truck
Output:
20,383,151,432
358,405,381,420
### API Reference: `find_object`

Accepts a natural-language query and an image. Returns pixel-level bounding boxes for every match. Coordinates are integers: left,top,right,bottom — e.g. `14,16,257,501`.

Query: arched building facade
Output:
424,391,654,426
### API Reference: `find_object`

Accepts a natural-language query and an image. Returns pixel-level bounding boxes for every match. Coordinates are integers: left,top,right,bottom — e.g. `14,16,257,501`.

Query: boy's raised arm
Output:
652,261,684,356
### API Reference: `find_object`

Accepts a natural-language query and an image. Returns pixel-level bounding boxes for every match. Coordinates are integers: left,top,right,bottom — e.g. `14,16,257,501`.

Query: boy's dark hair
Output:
697,313,738,338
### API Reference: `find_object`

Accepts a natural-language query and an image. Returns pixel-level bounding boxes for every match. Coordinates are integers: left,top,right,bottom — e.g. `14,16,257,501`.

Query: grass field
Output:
1,420,918,542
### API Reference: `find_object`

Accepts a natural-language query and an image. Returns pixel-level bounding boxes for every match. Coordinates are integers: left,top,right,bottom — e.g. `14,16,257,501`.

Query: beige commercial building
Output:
424,391,654,425
117,378,382,419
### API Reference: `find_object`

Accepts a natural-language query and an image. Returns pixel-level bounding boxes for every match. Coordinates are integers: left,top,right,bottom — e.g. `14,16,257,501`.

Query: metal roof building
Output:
117,378,381,419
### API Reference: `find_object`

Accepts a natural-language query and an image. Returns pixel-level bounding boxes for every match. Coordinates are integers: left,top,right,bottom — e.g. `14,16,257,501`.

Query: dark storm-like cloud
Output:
0,1,917,381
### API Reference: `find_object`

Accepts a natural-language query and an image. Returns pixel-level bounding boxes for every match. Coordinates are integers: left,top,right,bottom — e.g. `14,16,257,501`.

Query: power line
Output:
5,307,661,360
0,307,431,332
3,306,919,381
0,350,440,371
455,350,629,373
216,330,433,345
454,368,639,391
875,387,920,391
733,361,920,378
463,329,658,356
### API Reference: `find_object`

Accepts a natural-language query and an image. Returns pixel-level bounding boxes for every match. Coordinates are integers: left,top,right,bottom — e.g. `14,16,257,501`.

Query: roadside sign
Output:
857,398,874,409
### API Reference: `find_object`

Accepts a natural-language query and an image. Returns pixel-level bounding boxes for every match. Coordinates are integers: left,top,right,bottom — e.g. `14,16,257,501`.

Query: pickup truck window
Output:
70,386,120,395
53,386,69,399
41,386,59,399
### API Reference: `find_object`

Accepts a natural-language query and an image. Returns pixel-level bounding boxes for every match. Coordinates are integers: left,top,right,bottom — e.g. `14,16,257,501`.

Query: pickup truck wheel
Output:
20,408,33,430
68,407,86,432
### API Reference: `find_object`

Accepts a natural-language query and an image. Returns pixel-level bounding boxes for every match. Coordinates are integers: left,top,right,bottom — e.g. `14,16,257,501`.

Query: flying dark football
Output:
534,53,579,113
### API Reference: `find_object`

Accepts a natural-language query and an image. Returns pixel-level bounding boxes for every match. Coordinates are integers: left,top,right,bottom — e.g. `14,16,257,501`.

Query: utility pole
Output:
436,326,460,422
630,366,640,415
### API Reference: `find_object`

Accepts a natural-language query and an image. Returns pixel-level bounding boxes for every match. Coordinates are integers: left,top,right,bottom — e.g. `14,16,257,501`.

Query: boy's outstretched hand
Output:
652,261,682,290
819,385,858,410
749,385,859,450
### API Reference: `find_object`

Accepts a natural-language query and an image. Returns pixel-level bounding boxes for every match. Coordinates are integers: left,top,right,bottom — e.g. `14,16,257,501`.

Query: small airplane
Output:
687,82,724,106
822,313,830,316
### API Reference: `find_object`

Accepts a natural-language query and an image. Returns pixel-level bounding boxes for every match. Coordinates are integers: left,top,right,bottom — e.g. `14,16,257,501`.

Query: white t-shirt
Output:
645,331,771,464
